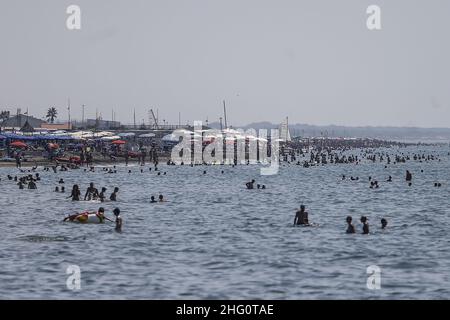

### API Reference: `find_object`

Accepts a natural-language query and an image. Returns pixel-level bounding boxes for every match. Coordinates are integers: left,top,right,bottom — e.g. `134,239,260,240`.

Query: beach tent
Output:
1,133,35,141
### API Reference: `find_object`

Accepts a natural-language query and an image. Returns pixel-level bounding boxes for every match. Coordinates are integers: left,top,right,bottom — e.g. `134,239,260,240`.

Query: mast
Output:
223,100,228,129
286,116,288,141
82,104,86,128
67,98,71,129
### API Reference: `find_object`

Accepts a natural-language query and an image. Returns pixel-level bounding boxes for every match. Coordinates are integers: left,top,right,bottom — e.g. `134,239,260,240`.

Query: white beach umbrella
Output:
101,135,121,141
118,132,135,137
138,133,156,138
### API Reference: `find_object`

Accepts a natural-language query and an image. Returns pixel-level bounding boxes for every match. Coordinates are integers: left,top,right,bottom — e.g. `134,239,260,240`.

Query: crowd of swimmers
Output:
245,179,266,190
2,144,448,237
292,204,387,234
62,182,121,202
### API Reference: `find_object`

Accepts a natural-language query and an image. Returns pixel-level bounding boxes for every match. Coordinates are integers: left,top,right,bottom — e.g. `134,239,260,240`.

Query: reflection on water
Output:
0,145,450,299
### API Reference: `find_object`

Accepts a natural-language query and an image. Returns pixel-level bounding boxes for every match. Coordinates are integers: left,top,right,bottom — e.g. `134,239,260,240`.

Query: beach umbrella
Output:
101,135,121,141
162,134,180,142
10,141,28,148
118,132,135,137
138,133,156,138
112,140,126,145
48,143,59,149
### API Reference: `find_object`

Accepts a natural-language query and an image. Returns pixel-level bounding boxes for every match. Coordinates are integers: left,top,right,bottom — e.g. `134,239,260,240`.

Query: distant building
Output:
86,119,121,129
41,123,73,130
0,114,47,131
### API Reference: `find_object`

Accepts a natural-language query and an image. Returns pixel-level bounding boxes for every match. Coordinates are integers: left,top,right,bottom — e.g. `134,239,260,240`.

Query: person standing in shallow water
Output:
294,205,309,226
113,208,122,232
346,216,355,234
361,216,369,234
15,153,21,168
99,187,107,202
110,187,119,201
406,170,412,182
84,182,99,201
69,185,81,201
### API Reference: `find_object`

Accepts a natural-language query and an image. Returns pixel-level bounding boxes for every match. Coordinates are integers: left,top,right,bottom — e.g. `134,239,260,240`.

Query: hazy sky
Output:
1,0,449,127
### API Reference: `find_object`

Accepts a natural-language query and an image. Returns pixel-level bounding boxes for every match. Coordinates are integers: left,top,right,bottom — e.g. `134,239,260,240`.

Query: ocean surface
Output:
1,145,450,299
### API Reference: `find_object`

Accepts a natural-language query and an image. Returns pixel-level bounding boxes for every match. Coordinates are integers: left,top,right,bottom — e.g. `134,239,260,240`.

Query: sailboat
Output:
279,117,291,142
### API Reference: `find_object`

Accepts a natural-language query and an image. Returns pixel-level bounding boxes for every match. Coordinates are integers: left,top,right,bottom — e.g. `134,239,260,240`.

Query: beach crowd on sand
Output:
0,138,447,235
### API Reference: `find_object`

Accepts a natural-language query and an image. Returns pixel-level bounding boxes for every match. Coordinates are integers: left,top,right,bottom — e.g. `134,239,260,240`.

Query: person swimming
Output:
246,179,255,189
113,207,122,232
158,194,165,202
346,216,356,234
110,187,119,201
96,207,106,222
28,180,37,189
294,205,309,226
381,218,387,229
406,170,412,182
150,196,157,203
361,216,369,234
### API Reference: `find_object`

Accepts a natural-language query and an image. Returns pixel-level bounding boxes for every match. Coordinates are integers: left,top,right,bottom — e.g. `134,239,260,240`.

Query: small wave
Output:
17,235,70,242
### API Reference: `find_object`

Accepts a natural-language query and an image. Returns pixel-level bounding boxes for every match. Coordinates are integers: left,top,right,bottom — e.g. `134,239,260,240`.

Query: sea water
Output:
0,145,449,299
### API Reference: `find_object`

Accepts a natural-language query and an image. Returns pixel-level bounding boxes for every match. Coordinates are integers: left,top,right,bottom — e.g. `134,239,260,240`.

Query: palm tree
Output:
0,110,10,122
46,107,58,124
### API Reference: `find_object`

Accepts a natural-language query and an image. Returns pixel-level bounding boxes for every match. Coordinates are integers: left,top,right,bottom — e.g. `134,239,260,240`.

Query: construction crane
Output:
148,108,159,129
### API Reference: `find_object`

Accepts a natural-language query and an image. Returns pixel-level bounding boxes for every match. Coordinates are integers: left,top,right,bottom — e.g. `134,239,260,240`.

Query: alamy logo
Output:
366,265,381,290
170,121,280,175
66,5,81,30
366,5,381,30
66,264,81,290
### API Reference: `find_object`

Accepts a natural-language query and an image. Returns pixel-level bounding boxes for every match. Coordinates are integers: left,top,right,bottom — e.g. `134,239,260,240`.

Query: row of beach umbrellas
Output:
8,141,60,149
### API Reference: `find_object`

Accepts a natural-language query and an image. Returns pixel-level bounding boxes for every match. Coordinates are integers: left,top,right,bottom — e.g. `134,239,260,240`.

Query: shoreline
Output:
0,157,170,168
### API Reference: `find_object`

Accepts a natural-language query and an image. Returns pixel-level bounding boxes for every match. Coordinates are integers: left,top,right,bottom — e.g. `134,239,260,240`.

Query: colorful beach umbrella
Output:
10,141,28,148
111,140,126,145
